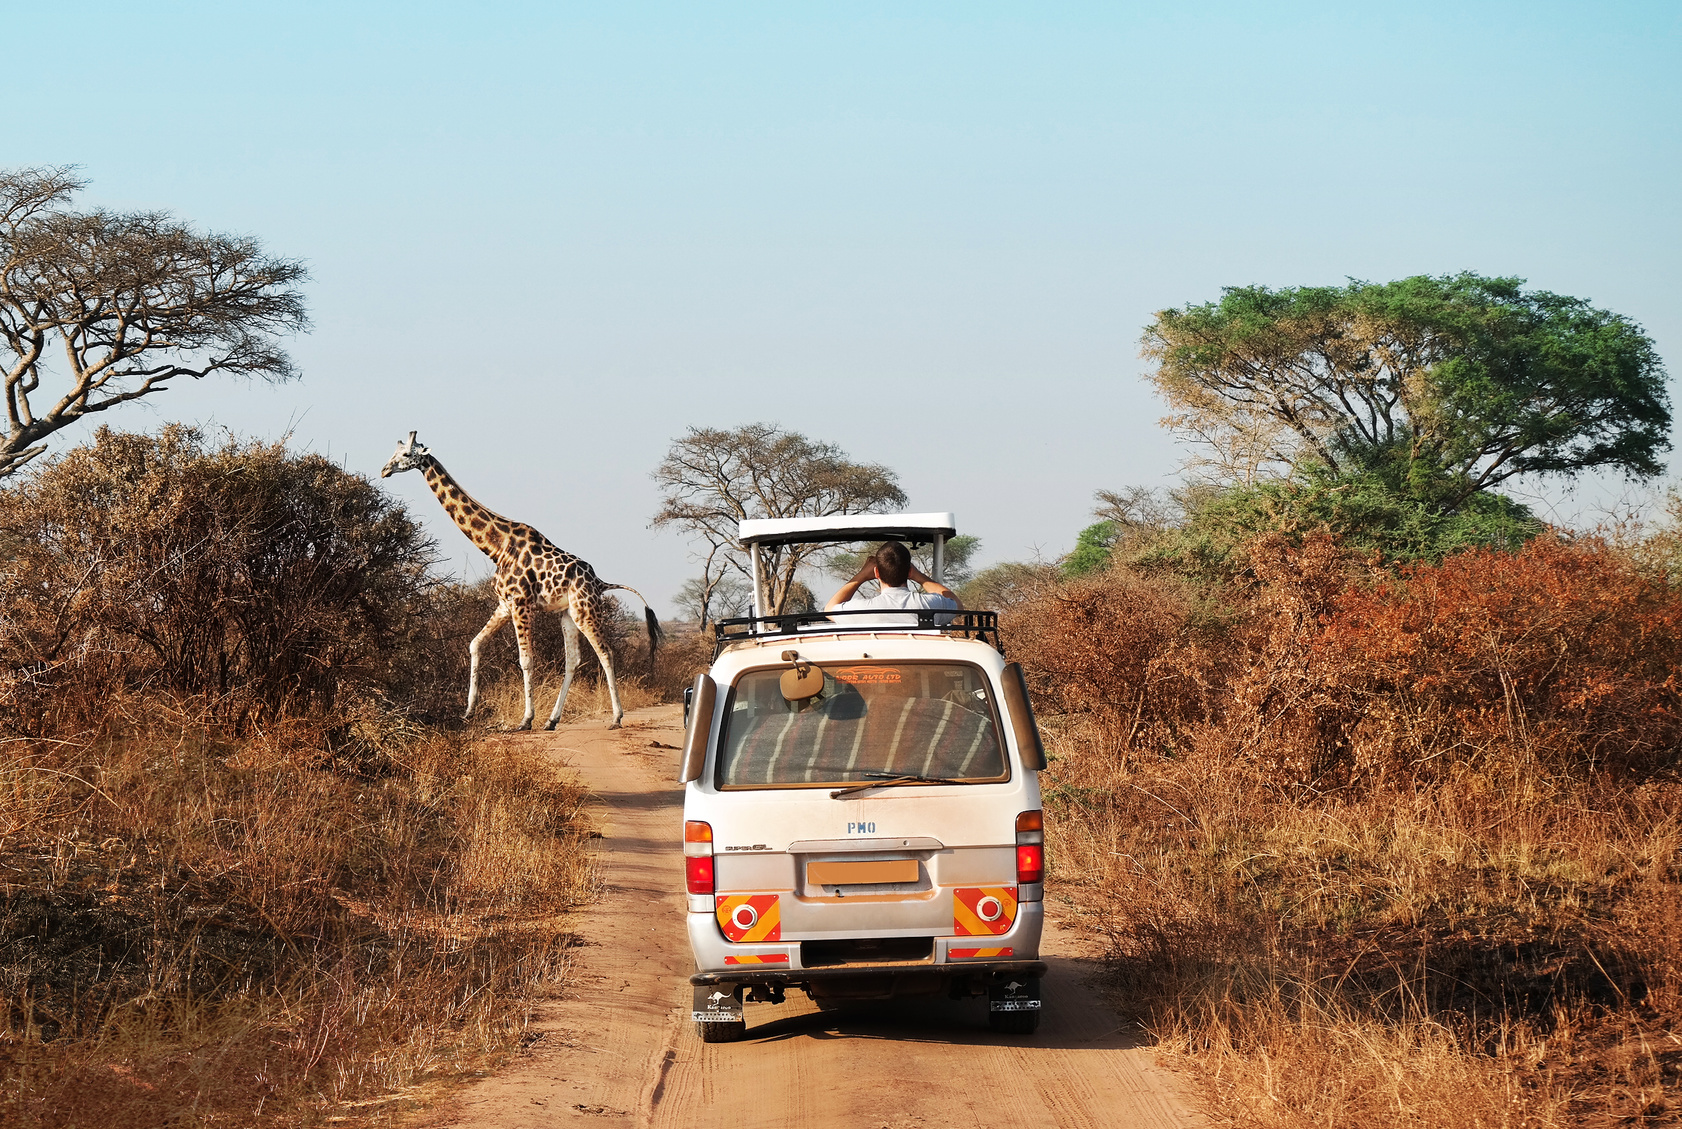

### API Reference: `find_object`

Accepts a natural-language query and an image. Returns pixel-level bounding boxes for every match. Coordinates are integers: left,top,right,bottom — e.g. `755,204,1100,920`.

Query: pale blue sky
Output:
9,2,1680,611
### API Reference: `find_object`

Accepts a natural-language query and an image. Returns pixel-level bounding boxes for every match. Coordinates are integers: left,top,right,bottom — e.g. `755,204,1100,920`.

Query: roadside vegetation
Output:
0,428,686,1127
1014,528,1682,1126
1005,274,1679,1127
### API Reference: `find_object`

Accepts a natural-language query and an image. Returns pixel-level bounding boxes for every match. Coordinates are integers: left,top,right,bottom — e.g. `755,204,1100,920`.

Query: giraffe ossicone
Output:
381,432,660,730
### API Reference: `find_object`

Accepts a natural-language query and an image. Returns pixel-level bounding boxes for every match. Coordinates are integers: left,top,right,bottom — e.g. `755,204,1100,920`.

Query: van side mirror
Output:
1000,662,1047,771
680,673,717,783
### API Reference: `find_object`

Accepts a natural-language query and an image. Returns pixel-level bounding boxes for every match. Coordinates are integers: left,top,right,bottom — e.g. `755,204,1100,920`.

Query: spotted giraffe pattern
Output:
381,432,658,730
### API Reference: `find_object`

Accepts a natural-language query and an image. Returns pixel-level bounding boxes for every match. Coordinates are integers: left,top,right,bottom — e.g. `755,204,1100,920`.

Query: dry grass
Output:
0,696,597,1127
1044,715,1682,1127
1016,537,1682,1128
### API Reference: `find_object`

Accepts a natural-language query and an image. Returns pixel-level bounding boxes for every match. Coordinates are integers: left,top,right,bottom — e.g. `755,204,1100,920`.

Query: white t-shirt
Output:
833,582,958,626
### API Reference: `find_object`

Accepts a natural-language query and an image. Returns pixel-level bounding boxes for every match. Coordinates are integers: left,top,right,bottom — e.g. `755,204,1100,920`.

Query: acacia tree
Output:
652,423,907,614
0,167,308,477
674,572,753,627
1142,273,1670,509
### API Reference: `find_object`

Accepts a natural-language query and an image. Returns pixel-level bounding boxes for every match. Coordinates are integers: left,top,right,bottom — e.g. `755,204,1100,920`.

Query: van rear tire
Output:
698,1018,747,1043
987,1008,1041,1035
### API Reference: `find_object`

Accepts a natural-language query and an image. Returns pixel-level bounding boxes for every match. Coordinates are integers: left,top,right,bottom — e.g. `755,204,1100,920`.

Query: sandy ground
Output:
439,704,1208,1129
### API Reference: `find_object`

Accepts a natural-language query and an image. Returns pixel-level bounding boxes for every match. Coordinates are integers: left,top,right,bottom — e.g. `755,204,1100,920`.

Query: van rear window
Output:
716,662,1007,788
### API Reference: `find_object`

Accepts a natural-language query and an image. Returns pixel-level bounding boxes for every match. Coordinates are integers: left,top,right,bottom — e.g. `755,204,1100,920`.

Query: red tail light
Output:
1016,843,1044,885
685,854,715,894
684,820,715,894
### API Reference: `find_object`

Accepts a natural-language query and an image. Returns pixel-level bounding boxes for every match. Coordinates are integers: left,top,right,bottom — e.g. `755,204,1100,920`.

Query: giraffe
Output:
380,432,660,730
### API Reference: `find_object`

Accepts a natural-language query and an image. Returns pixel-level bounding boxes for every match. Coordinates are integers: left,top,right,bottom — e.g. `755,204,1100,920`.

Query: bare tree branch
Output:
651,423,907,614
0,168,308,478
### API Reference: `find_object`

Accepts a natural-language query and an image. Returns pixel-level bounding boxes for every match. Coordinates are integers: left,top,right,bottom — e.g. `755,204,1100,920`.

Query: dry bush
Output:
1006,567,1233,756
0,427,435,734
959,560,1061,612
1014,535,1682,1127
1314,536,1682,783
0,697,596,1128
0,427,621,1126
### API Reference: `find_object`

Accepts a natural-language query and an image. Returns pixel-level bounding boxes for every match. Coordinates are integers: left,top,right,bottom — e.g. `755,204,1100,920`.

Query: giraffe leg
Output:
465,603,512,722
573,599,624,729
510,600,537,731
544,614,583,730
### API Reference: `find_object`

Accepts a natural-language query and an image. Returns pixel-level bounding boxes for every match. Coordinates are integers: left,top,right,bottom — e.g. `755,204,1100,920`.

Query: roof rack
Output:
712,608,1001,659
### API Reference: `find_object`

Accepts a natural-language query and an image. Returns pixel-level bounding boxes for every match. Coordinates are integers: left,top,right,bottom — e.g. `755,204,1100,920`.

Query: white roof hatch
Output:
736,512,957,547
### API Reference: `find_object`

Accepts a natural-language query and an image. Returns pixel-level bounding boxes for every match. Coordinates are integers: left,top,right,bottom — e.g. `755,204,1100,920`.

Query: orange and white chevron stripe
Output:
716,894,781,942
953,886,1017,937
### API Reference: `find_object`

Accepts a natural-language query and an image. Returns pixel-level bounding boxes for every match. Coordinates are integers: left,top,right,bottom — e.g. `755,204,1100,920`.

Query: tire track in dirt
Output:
439,705,1207,1129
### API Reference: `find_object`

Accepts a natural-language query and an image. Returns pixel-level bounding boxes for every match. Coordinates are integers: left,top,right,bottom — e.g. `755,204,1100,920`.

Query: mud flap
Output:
692,984,744,1023
989,976,1041,1013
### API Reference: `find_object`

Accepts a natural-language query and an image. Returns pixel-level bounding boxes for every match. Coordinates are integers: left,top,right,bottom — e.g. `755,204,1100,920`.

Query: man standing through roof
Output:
825,540,962,625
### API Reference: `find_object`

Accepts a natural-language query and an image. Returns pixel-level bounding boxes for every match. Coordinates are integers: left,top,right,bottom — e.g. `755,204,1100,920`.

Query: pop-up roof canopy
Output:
736,513,959,617
736,512,957,547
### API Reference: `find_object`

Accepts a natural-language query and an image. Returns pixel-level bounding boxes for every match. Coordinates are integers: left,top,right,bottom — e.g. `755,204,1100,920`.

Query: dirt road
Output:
441,705,1207,1129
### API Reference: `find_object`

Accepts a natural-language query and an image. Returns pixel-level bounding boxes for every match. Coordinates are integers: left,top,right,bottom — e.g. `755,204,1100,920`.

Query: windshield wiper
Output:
829,772,967,799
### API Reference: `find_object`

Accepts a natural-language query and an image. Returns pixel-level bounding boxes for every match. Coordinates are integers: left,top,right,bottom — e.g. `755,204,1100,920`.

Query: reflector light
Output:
684,821,713,843
976,896,1003,922
1015,810,1043,833
731,903,759,930
1016,844,1044,885
685,855,715,894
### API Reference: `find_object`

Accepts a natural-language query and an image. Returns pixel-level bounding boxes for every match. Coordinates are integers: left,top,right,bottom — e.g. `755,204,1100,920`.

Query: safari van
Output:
679,513,1048,1042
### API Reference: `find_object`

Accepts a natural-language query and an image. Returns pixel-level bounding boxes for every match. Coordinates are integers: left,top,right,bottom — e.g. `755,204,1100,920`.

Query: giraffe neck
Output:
420,456,515,559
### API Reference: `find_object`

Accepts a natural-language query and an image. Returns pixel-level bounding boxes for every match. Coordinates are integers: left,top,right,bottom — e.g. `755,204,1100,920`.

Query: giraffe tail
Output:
604,584,662,659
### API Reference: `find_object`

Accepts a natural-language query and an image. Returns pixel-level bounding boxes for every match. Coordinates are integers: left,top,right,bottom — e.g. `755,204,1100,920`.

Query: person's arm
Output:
906,564,962,607
825,560,879,611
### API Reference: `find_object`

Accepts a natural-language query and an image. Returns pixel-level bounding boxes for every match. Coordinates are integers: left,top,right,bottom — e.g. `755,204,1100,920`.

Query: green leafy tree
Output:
1143,273,1670,509
1062,522,1117,576
1132,469,1543,582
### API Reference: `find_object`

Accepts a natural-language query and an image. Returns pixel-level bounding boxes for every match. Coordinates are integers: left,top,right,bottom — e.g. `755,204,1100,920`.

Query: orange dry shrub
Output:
1048,531,1682,791
1211,531,1366,783
1014,533,1682,1128
1004,568,1233,757
1309,534,1682,784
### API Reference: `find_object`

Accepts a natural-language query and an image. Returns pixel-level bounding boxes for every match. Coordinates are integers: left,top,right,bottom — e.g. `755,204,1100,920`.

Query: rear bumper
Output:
687,899,1044,981
690,960,1048,988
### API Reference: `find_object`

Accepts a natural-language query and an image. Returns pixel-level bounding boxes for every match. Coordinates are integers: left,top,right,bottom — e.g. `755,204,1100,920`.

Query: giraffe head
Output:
380,431,432,478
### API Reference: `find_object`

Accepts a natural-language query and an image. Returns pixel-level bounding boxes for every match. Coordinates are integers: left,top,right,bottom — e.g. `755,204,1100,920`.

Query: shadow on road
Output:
590,786,683,812
736,954,1146,1053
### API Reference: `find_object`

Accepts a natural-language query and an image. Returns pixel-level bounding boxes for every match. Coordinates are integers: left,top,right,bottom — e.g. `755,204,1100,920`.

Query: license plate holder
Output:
806,858,919,886
692,985,744,1023
989,977,1042,1012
